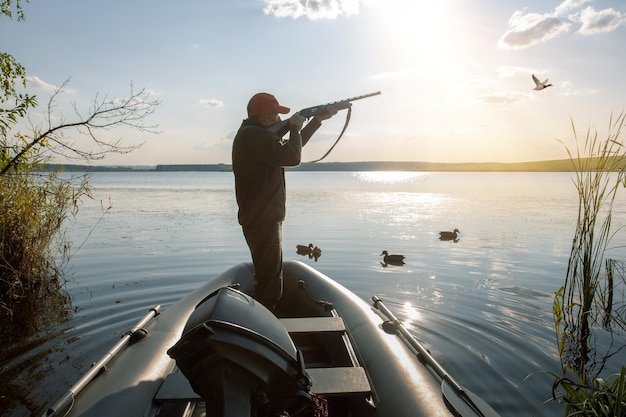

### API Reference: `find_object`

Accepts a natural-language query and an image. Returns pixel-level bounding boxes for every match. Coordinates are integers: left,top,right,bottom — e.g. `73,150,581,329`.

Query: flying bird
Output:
532,74,553,91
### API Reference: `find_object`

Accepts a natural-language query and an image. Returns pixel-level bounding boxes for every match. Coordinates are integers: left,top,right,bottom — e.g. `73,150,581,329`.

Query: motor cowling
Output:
167,286,312,416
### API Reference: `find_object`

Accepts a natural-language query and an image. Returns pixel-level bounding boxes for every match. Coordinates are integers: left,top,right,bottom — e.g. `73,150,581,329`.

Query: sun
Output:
365,0,457,72
377,0,446,39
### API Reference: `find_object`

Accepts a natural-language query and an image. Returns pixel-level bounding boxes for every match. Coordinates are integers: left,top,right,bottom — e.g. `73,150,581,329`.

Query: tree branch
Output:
1,80,160,175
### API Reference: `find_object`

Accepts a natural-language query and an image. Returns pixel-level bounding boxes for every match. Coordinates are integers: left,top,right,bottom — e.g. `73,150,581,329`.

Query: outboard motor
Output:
167,287,312,416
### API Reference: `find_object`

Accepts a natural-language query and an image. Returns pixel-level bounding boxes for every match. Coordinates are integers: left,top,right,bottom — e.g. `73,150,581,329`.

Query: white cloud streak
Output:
26,76,58,92
199,98,223,108
263,0,360,20
575,6,626,35
498,10,570,49
554,0,592,15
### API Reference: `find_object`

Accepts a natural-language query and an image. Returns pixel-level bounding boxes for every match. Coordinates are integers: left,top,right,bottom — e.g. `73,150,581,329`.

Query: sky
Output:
2,0,626,165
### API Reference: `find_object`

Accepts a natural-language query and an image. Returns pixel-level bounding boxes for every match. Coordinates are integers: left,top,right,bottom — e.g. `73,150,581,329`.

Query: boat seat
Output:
281,315,372,396
280,316,346,333
307,367,370,396
154,371,199,403
154,367,371,402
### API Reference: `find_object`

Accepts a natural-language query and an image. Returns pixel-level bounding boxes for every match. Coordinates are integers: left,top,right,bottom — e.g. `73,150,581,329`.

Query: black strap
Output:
302,106,352,164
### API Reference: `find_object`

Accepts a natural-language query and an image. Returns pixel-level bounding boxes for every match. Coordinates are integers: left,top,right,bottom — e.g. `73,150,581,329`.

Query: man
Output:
232,92,336,311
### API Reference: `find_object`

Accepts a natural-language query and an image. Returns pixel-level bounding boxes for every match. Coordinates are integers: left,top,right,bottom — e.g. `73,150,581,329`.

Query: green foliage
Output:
0,52,38,141
1,8,38,158
0,167,91,341
0,0,28,21
1,1,34,122
0,52,26,100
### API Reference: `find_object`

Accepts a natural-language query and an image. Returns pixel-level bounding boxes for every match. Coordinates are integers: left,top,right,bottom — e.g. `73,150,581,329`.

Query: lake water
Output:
3,171,626,417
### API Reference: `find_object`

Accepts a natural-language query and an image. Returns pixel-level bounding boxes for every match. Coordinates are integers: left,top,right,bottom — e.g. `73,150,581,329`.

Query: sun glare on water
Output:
403,301,423,324
355,171,427,184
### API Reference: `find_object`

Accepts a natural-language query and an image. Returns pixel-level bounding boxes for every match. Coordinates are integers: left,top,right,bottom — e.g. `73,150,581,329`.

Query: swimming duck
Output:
532,74,553,90
439,229,460,241
296,243,314,254
380,250,405,265
311,246,322,261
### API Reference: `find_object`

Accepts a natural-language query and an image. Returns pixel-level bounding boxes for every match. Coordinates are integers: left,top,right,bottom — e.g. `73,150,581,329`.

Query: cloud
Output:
554,0,591,15
26,76,58,92
199,98,223,108
263,0,359,20
498,10,570,49
499,1,626,49
575,6,626,35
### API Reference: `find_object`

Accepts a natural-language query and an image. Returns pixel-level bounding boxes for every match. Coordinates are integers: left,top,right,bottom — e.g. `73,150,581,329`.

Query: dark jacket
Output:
232,118,321,226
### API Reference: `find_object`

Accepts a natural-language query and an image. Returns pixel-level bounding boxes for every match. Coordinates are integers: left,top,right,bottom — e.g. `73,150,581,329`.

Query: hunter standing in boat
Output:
231,92,337,311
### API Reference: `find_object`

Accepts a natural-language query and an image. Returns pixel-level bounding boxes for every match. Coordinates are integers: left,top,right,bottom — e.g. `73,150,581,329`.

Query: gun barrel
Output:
335,91,381,103
300,91,381,118
321,91,381,108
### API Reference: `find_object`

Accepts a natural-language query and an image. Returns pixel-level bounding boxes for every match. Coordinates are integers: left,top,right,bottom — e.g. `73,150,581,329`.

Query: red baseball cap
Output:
247,93,290,116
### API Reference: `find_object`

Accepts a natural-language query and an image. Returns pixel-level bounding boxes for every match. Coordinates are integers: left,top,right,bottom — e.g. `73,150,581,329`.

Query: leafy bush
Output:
0,166,90,341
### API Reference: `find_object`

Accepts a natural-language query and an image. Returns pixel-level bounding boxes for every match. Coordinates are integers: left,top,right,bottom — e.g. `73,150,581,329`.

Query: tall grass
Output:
552,112,626,415
0,166,90,342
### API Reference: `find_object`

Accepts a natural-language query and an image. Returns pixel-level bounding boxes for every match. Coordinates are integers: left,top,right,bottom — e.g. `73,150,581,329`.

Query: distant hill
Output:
287,160,576,172
41,157,626,172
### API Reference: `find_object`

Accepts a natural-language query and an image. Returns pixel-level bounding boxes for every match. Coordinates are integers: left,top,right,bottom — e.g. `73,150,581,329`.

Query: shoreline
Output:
40,157,626,173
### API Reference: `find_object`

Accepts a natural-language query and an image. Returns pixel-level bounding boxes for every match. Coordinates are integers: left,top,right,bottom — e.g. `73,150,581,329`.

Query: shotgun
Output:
267,91,381,137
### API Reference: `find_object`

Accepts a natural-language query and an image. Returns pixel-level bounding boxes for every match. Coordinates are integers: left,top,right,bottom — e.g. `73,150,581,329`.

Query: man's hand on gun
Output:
289,113,307,130
289,104,338,130
313,104,338,122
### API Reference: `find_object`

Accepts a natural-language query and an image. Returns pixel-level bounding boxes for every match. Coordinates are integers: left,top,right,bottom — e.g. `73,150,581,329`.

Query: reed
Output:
551,112,626,414
549,366,626,416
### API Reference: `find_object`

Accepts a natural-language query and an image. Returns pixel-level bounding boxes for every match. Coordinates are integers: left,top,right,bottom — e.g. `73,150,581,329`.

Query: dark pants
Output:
242,222,283,311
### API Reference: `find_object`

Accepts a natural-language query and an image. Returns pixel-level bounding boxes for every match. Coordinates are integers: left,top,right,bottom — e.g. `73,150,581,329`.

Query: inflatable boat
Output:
42,261,500,417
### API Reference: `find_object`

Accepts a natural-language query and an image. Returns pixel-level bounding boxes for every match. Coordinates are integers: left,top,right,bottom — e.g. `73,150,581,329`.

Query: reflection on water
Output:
2,171,626,416
1,284,72,344
295,243,322,261
353,171,431,185
0,286,73,415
